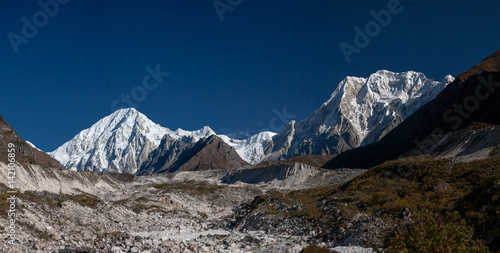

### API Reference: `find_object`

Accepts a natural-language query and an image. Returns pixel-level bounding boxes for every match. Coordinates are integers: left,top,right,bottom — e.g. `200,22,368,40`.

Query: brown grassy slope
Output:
240,157,500,250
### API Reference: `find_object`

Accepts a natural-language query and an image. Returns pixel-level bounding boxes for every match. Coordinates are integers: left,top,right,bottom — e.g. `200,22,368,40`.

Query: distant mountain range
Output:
49,70,453,174
49,108,274,173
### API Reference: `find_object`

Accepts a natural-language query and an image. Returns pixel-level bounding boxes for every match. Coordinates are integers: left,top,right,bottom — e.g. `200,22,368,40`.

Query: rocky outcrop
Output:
138,135,249,174
135,135,194,175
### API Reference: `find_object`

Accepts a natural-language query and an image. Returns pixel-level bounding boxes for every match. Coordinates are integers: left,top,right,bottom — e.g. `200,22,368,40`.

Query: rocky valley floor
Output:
0,165,371,253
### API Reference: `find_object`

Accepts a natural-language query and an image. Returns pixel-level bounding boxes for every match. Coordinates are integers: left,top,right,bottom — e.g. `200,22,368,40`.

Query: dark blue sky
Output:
1,0,499,151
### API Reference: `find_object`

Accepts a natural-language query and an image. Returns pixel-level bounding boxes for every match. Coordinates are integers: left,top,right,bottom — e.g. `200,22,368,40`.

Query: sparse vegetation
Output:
455,171,500,252
232,157,500,251
387,212,489,253
328,157,500,217
0,186,103,213
20,191,102,209
489,146,500,157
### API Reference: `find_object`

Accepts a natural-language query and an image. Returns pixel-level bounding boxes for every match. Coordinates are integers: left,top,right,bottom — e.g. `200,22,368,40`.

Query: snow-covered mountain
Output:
50,108,274,173
219,131,276,164
265,70,455,160
50,108,169,173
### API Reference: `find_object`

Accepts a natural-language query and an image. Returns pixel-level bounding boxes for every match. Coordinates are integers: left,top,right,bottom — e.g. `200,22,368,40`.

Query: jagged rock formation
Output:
265,70,454,161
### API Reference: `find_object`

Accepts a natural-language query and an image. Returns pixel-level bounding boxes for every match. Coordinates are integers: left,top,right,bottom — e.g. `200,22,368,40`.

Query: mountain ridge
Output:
264,70,454,161
49,108,274,173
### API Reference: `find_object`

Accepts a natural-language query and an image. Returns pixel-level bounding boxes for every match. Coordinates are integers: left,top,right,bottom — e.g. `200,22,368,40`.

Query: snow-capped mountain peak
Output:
265,70,454,161
49,108,170,173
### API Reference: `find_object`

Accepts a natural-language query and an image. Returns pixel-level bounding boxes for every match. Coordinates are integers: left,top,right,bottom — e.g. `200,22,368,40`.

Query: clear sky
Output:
0,0,499,151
